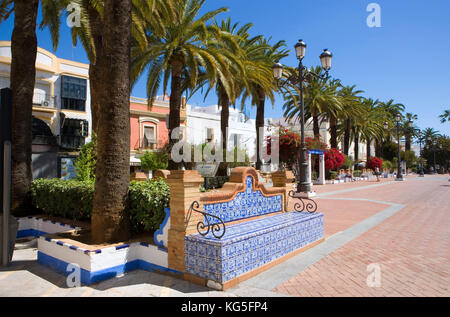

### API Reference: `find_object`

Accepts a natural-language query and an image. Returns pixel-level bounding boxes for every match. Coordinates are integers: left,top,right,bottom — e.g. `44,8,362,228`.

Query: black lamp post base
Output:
395,177,405,181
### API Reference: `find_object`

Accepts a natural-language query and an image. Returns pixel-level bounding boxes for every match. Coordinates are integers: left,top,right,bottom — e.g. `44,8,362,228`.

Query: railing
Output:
186,201,226,239
288,190,318,213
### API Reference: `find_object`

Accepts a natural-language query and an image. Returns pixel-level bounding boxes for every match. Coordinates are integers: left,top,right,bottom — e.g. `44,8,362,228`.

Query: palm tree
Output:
0,0,39,216
403,112,418,151
357,98,385,159
336,85,364,155
90,0,132,243
283,67,342,140
439,109,450,123
239,37,289,170
41,0,167,134
130,0,230,170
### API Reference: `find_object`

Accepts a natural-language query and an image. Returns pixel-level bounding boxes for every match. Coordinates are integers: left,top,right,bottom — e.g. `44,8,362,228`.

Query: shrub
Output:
367,156,383,172
75,134,97,182
353,170,362,178
31,178,94,220
329,171,338,180
140,150,168,171
341,154,353,170
128,178,170,233
31,178,170,233
382,160,393,171
324,148,345,171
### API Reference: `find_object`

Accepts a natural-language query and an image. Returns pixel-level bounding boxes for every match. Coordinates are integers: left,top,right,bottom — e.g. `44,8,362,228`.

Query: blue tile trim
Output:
16,229,48,238
154,208,170,248
115,244,130,250
37,251,181,285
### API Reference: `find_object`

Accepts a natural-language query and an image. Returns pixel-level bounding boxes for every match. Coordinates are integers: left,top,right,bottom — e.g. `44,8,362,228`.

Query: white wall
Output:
186,105,257,162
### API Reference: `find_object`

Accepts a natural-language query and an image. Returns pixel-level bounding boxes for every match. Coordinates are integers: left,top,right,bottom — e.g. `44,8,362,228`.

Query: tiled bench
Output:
183,169,324,289
185,211,324,284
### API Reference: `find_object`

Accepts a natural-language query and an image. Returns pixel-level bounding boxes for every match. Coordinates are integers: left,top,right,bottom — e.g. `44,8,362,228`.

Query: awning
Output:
130,156,141,166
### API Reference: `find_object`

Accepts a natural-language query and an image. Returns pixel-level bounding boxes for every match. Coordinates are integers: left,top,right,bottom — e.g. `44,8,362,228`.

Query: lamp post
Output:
427,136,437,174
273,40,332,199
418,131,424,177
395,115,404,181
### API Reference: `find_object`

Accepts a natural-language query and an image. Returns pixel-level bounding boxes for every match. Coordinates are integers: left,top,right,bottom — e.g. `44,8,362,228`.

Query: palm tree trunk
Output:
329,116,337,149
313,115,320,139
354,133,359,163
217,87,229,177
344,118,351,155
91,0,131,244
10,0,39,216
255,88,265,170
87,5,104,135
375,139,381,157
168,59,183,170
405,134,411,152
366,139,371,159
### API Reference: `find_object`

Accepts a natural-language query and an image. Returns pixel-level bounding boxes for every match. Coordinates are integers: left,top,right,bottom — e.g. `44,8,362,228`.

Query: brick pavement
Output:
274,175,450,297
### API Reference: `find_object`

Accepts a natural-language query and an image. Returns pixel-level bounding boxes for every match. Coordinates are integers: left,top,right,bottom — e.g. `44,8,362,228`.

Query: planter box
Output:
38,237,179,285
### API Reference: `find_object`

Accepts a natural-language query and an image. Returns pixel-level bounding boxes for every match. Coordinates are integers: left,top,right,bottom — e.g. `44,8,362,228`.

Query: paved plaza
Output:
1,175,448,297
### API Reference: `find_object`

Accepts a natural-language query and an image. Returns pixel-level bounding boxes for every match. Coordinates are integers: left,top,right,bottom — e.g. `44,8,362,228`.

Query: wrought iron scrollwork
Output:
186,201,226,239
288,190,318,213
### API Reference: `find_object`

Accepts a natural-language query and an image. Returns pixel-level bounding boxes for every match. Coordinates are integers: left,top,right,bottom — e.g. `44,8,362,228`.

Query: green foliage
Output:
381,141,398,162
203,176,230,190
75,134,97,182
140,151,168,171
128,179,170,233
353,170,362,178
31,179,94,220
329,171,338,180
341,155,353,170
226,146,250,168
401,150,418,169
31,178,170,233
382,160,393,171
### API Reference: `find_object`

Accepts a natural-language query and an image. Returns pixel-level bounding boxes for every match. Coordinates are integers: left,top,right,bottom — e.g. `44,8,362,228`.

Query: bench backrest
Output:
202,174,283,224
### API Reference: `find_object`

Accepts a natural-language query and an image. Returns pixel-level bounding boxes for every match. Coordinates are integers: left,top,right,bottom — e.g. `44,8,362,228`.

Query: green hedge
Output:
203,176,229,190
31,179,94,220
31,178,170,233
128,179,170,233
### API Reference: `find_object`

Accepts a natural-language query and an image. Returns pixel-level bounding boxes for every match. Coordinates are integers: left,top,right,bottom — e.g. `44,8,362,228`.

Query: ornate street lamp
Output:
418,131,425,177
273,39,332,209
395,114,404,181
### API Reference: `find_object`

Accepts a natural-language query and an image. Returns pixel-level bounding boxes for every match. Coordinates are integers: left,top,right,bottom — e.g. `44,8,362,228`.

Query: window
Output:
60,118,88,150
142,126,156,149
61,75,87,111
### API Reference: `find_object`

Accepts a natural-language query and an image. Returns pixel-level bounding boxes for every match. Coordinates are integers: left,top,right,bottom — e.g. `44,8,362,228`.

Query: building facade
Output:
0,41,92,179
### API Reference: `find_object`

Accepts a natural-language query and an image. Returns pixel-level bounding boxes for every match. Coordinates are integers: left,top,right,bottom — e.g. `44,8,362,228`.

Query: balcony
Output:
33,93,56,108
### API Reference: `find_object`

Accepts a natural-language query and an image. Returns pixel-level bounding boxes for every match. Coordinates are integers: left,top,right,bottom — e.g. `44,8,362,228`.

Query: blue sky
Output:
1,0,449,136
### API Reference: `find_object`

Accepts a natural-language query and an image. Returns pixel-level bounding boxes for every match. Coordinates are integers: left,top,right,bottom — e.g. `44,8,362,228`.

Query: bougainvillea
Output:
266,127,329,166
366,156,383,171
324,148,345,171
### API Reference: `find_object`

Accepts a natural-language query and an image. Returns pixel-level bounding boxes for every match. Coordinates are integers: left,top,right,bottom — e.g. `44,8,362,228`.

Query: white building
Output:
186,104,258,162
